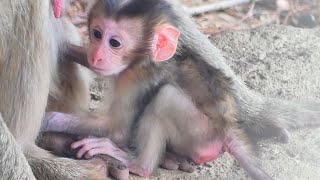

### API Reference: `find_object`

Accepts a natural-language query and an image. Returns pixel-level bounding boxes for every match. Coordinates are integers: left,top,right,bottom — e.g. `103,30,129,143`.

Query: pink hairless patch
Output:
52,0,63,18
191,143,224,164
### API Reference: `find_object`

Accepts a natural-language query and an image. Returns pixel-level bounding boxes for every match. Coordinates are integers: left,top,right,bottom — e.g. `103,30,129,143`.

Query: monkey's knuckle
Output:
87,151,93,157
88,150,97,157
82,145,91,152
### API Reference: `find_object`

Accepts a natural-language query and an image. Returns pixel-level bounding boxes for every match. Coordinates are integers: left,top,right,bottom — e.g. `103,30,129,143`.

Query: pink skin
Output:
41,112,83,133
191,142,224,165
52,0,63,18
71,138,128,163
87,18,132,76
71,138,140,174
71,138,154,177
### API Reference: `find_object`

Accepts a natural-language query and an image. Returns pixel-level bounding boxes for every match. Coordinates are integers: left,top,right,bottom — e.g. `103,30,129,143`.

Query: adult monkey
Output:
0,0,107,179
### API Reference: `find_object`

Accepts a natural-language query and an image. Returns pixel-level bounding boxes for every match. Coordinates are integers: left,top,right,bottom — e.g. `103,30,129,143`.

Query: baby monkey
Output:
42,0,272,179
68,0,272,179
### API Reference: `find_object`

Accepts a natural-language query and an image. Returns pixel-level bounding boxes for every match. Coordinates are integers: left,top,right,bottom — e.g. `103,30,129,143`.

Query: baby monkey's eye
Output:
109,38,122,48
93,29,102,40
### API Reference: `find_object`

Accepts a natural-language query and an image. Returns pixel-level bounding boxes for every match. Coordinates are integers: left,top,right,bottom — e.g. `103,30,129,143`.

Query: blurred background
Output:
65,0,320,43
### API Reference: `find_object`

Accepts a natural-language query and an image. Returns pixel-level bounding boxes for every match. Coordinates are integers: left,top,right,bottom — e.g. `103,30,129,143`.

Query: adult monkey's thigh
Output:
0,115,35,179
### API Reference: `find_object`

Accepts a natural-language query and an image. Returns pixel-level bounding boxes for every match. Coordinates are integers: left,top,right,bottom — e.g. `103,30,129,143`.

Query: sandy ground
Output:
210,25,320,180
92,25,320,180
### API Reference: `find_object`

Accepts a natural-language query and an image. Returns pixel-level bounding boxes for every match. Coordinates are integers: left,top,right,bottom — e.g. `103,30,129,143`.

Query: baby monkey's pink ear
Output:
152,24,180,62
52,0,63,18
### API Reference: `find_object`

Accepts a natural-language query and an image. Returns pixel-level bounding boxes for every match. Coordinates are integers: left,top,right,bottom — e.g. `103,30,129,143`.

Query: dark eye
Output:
109,38,121,48
93,29,102,40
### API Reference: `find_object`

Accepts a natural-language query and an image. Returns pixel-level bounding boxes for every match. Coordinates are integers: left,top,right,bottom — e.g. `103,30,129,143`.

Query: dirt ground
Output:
105,25,320,180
